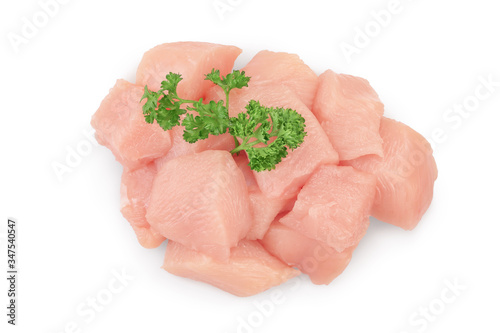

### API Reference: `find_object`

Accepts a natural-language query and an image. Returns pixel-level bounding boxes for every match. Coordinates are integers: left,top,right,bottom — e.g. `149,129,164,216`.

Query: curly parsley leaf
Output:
141,72,189,131
229,100,307,171
142,70,306,171
182,100,230,143
205,69,250,107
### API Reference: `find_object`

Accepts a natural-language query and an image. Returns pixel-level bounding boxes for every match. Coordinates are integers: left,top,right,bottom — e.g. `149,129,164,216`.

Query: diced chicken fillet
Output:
281,165,376,252
261,222,354,285
155,125,235,170
136,42,242,100
91,80,172,170
120,163,165,248
146,150,251,261
163,240,299,297
206,83,339,199
242,50,319,109
234,154,288,240
343,117,438,230
313,70,384,161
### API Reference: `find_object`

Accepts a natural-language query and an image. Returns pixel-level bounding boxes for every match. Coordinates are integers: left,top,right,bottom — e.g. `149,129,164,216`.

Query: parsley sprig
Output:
141,70,306,171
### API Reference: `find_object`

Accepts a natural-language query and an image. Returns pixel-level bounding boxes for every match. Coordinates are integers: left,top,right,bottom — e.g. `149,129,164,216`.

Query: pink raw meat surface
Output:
91,80,172,170
163,240,299,297
280,165,376,252
242,50,319,109
136,42,242,100
343,117,438,230
120,163,165,248
146,150,251,261
154,125,235,170
234,154,289,240
92,41,438,297
313,70,384,161
207,83,339,199
261,222,354,285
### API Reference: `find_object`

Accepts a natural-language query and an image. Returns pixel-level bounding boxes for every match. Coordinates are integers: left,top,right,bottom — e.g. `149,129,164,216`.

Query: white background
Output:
1,0,499,332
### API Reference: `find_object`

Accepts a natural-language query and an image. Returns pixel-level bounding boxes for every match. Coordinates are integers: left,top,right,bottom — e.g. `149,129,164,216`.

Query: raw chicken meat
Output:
135,42,242,167
163,240,299,297
92,42,438,297
234,154,289,240
146,150,251,261
136,42,242,100
91,80,172,170
343,117,438,230
242,50,319,109
280,165,376,252
120,163,165,248
207,83,339,199
261,222,354,285
313,70,384,161
154,126,235,170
